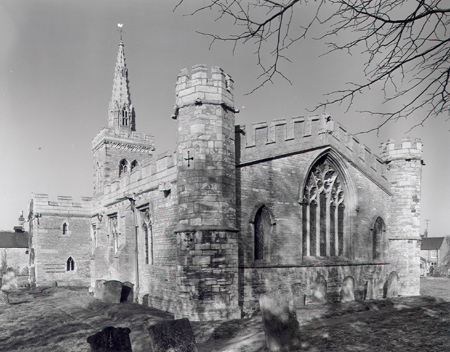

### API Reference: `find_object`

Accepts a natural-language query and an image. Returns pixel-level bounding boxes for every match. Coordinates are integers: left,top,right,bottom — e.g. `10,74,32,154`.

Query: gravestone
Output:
365,278,378,300
340,276,355,302
95,279,106,299
1,269,18,292
87,326,132,352
312,275,327,303
103,280,123,304
384,271,399,298
148,318,198,352
259,291,301,352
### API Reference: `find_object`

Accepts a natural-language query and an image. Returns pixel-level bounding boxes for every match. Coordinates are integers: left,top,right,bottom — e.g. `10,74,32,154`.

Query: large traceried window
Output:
303,156,345,257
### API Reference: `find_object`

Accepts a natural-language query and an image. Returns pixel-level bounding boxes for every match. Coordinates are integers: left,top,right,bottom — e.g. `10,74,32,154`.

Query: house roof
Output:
421,237,445,250
0,231,29,248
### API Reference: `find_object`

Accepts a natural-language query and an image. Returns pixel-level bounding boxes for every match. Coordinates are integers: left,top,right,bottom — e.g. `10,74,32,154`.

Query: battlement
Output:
381,138,423,161
92,127,155,152
237,114,391,190
32,193,92,214
175,64,234,109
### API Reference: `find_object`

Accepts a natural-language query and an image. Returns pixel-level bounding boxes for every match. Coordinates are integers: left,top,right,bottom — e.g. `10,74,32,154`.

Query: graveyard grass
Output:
1,277,450,351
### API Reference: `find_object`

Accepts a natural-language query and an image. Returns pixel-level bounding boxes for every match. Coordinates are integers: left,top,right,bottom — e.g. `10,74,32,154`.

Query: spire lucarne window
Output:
302,156,345,257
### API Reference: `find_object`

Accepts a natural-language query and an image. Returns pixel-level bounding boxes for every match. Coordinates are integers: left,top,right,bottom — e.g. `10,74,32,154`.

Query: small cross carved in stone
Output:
184,151,194,167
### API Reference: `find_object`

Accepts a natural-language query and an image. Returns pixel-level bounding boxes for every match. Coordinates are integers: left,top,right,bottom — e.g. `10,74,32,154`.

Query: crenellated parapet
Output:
236,114,390,191
92,127,155,153
380,137,423,162
174,64,235,112
31,193,92,216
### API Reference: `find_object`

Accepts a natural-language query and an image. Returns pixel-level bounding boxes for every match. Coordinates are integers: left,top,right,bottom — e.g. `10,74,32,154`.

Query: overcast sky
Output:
1,0,449,236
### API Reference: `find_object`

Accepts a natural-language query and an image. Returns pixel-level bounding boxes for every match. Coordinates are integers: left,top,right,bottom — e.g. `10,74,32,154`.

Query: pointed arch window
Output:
62,222,68,235
254,205,272,261
140,208,152,265
302,156,345,257
130,160,139,173
119,159,128,177
67,257,75,271
372,217,386,261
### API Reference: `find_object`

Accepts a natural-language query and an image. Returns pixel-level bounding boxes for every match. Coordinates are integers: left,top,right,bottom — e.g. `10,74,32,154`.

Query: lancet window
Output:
119,159,128,177
372,217,385,261
67,257,75,271
109,214,119,254
140,207,152,265
254,205,272,261
130,160,139,173
302,157,345,257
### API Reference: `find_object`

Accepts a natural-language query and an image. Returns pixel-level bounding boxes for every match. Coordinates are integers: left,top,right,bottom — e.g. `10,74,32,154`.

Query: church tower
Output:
92,35,154,196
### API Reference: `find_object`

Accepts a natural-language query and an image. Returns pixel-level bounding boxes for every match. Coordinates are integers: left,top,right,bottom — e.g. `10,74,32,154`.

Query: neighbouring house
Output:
421,236,450,275
0,213,30,288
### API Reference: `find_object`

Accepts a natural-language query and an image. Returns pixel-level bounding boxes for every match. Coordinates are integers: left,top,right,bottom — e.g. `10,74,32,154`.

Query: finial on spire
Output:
117,23,124,42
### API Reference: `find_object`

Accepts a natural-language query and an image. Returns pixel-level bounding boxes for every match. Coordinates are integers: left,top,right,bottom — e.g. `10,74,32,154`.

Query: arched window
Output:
254,205,272,261
140,208,152,265
62,222,68,235
372,217,386,261
302,156,345,257
67,257,75,271
130,160,139,173
119,159,128,177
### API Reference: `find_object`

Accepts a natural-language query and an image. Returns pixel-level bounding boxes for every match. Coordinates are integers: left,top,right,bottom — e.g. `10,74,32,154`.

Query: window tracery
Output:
67,257,75,271
119,159,128,177
303,157,345,257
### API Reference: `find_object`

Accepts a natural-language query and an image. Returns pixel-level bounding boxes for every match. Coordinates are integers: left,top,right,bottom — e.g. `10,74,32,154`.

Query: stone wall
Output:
30,194,91,287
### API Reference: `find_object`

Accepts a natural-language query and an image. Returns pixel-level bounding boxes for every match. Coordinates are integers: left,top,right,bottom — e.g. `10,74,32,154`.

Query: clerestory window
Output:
302,156,345,257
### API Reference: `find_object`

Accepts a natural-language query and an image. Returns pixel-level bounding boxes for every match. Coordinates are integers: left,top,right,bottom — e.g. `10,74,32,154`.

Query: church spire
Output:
108,24,135,134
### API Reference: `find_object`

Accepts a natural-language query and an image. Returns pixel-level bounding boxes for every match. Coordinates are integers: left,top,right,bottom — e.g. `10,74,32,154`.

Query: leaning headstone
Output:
385,271,399,298
259,291,301,352
102,280,123,303
312,275,327,303
365,278,378,300
340,276,355,302
148,318,198,352
1,269,18,292
95,279,106,299
87,326,132,352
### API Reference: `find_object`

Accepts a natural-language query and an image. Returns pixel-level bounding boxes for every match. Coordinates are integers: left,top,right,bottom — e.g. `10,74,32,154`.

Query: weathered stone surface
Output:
340,276,355,302
365,278,378,300
385,271,399,298
102,280,123,304
148,318,198,352
87,326,132,352
95,279,106,299
1,269,18,292
312,275,327,303
0,290,8,304
259,291,301,352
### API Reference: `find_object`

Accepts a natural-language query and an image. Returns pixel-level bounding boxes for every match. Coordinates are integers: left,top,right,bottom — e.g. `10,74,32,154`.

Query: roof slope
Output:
0,231,29,248
421,237,445,250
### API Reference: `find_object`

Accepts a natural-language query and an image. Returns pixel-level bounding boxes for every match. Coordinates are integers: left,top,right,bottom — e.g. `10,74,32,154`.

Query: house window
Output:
119,159,128,177
254,205,272,261
62,222,68,235
109,214,119,254
302,156,345,257
140,208,152,265
67,257,75,271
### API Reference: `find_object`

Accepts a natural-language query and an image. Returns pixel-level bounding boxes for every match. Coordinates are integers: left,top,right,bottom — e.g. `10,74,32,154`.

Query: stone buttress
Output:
382,138,423,296
173,65,240,321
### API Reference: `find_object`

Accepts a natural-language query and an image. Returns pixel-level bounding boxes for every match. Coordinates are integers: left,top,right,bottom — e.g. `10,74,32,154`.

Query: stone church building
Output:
28,38,423,321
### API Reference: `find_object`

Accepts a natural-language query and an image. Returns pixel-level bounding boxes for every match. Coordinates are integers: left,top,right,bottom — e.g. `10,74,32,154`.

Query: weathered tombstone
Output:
259,291,301,352
365,278,378,300
384,271,399,298
1,269,18,292
95,279,106,299
312,275,327,303
87,326,132,352
148,318,198,352
291,282,304,308
103,280,123,304
340,276,355,302
121,282,134,303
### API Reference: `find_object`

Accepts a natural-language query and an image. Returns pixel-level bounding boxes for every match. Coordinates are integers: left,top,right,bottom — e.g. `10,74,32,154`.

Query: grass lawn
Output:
0,277,449,351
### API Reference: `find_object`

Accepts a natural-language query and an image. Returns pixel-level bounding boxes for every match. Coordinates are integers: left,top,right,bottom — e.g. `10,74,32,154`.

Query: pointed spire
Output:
108,25,135,134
